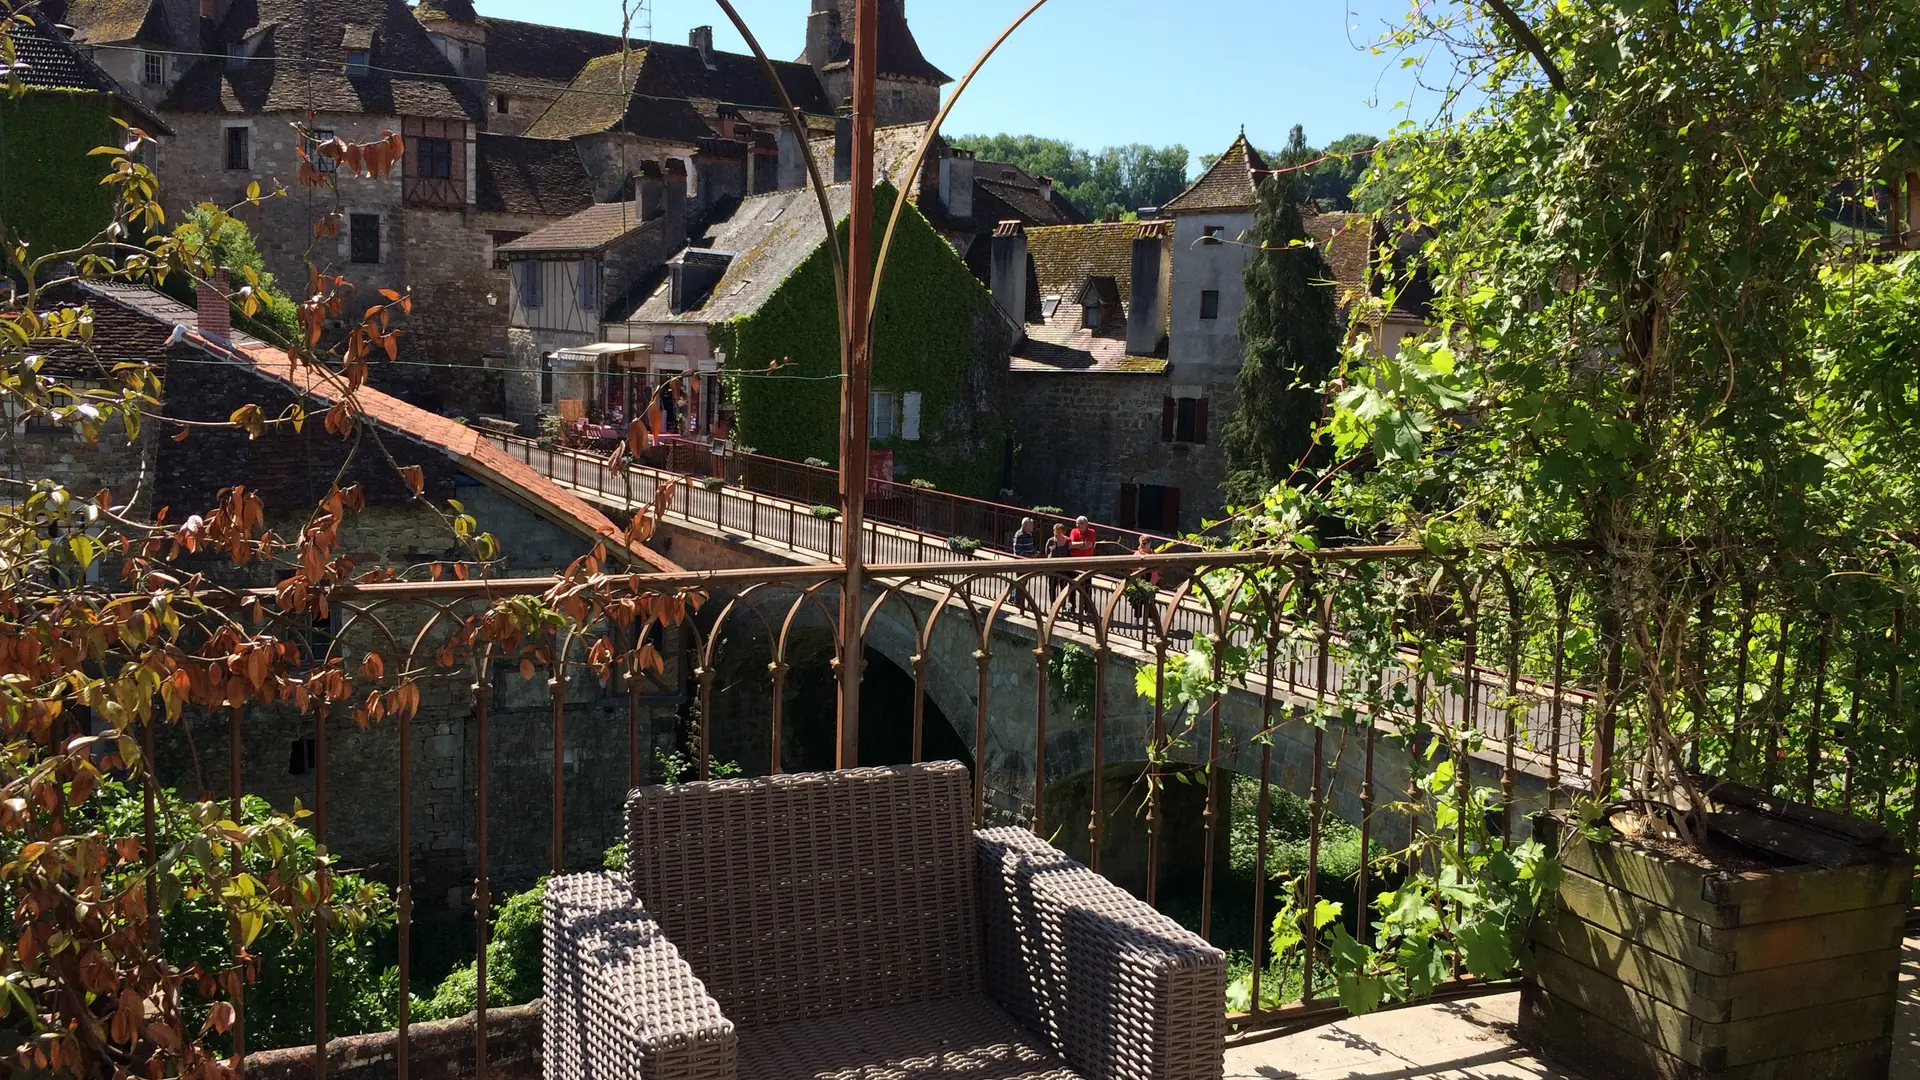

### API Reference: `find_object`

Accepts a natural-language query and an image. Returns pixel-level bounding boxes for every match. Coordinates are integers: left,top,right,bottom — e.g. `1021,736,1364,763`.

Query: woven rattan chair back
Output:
625,761,983,1028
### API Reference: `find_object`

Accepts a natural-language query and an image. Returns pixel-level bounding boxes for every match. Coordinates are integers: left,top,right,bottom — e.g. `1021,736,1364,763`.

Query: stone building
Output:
1002,133,1383,532
44,0,954,420
26,277,688,900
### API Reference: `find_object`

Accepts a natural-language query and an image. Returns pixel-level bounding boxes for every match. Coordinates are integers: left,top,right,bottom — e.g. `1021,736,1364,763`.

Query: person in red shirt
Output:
1069,516,1097,556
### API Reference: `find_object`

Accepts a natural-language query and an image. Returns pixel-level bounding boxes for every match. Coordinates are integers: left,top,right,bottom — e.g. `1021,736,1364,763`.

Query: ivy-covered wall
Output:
0,91,117,255
714,185,1015,497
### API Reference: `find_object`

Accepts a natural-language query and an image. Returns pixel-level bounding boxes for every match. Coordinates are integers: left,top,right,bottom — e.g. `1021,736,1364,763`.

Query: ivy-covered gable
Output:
715,184,1015,496
0,90,118,255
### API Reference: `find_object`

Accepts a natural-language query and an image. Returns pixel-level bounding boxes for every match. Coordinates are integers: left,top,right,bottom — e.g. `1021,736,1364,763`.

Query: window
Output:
662,334,676,354
900,391,921,441
495,93,510,114
576,259,598,312
224,126,249,171
540,353,554,405
1202,225,1224,246
225,43,246,69
456,42,470,66
1199,289,1221,320
1120,483,1181,533
869,390,898,439
349,213,381,264
287,736,317,776
142,52,164,85
1083,296,1103,329
416,136,453,179
1161,395,1208,444
517,260,543,309
309,127,337,173
345,50,370,76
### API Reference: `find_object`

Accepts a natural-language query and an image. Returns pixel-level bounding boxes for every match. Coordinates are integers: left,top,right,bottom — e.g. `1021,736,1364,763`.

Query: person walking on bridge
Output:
1068,516,1098,618
1010,517,1039,616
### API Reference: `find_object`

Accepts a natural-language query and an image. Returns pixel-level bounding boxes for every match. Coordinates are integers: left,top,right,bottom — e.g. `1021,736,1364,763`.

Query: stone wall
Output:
245,1003,540,1080
155,109,501,416
1160,210,1258,521
1005,371,1174,527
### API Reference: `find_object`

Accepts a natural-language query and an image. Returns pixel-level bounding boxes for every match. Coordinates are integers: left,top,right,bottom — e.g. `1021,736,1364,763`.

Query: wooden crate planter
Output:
1521,785,1911,1080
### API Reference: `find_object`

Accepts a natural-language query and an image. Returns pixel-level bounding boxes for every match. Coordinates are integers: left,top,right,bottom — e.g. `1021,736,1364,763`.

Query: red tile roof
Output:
214,335,681,572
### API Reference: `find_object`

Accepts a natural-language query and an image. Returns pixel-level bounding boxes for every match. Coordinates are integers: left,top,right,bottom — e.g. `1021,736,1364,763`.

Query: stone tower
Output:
803,0,950,127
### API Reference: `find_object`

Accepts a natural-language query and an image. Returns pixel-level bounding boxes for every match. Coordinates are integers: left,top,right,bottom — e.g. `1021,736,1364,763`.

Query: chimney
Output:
635,160,666,221
937,150,974,220
196,268,232,341
1036,175,1055,200
1127,221,1172,356
662,158,689,243
989,221,1028,326
689,25,715,68
833,106,852,184
804,0,841,72
776,120,806,190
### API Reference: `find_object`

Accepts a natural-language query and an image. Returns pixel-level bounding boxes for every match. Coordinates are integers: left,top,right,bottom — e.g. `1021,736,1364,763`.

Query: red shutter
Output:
1162,486,1181,533
1119,483,1139,528
1161,397,1175,442
1194,398,1209,444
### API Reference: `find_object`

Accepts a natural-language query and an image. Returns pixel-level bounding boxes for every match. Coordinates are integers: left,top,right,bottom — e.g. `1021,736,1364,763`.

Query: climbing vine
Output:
0,91,116,253
713,184,1009,496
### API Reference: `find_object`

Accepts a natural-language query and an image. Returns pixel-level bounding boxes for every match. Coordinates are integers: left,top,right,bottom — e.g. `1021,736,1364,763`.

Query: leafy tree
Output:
950,134,1191,219
172,208,301,344
1220,169,1343,505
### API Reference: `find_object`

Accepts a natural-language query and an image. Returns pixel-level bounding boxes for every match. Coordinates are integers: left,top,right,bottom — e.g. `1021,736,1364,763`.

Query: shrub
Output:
412,881,545,1021
803,457,831,469
947,535,984,555
1032,505,1064,516
909,478,937,490
699,477,726,491
810,504,841,519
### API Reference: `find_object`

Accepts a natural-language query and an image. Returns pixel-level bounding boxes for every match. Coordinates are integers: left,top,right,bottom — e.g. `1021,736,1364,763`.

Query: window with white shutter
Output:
901,391,921,441
869,391,897,439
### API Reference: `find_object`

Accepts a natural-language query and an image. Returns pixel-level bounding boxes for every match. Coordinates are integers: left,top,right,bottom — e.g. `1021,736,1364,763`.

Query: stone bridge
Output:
491,436,1578,887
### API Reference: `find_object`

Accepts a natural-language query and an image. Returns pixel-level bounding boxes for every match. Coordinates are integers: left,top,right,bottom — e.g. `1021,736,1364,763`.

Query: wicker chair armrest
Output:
977,827,1226,1080
544,873,737,1080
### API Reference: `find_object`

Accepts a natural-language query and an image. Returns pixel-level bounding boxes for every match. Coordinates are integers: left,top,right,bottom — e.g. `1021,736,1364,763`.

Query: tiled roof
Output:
810,0,949,84
159,0,479,119
413,0,478,22
229,339,680,570
523,42,830,143
475,134,594,217
33,280,200,378
629,184,854,326
483,17,624,86
1162,133,1267,213
496,201,659,255
1305,211,1374,313
1027,222,1139,306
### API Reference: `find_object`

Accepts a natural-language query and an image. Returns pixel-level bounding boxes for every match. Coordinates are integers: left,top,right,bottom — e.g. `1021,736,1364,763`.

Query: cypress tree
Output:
1221,140,1343,506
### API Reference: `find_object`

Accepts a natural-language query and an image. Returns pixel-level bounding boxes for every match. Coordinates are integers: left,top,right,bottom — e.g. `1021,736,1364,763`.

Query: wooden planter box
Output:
1521,785,1911,1080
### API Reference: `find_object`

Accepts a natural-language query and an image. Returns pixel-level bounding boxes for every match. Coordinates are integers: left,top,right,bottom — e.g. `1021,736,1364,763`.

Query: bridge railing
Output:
126,535,1920,1074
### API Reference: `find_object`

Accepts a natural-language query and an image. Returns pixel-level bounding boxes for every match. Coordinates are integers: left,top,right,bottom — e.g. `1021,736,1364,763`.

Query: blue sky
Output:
474,0,1434,171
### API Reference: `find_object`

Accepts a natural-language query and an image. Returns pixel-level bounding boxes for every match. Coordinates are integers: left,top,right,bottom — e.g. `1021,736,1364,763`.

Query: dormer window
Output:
142,52,164,85
495,94,509,114
1041,295,1062,320
1083,297,1103,329
342,26,374,76
345,50,370,76
224,43,246,69
1202,225,1225,246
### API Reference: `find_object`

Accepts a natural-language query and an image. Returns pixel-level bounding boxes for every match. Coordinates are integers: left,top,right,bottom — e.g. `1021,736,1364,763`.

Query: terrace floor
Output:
1225,939,1920,1079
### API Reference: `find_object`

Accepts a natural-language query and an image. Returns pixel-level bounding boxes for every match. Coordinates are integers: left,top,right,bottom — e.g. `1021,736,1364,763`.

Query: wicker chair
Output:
544,761,1226,1080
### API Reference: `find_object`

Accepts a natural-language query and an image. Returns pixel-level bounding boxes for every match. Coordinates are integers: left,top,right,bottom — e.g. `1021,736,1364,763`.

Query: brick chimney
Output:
196,268,232,341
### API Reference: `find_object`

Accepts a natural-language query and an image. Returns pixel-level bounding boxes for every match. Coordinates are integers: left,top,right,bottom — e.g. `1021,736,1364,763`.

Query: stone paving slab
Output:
1228,938,1920,1080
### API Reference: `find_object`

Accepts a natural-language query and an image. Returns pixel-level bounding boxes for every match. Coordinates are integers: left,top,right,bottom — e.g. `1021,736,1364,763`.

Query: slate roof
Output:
483,17,625,89
524,41,830,143
1027,222,1139,306
4,7,118,88
40,0,168,45
1162,133,1267,214
159,0,479,119
809,0,949,84
628,184,854,326
1009,220,1173,375
475,134,594,217
495,200,658,255
33,280,206,378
